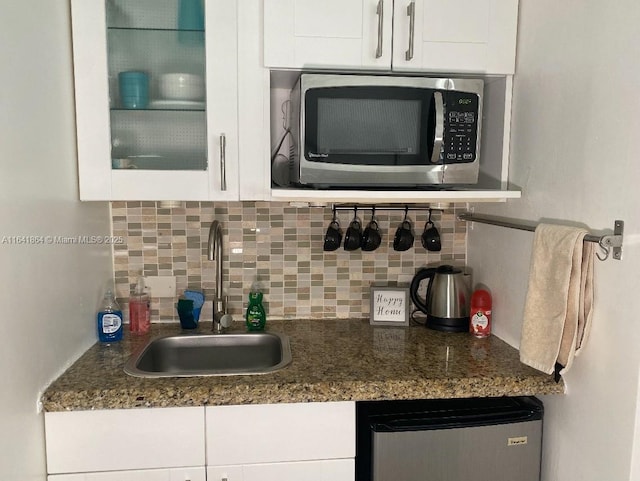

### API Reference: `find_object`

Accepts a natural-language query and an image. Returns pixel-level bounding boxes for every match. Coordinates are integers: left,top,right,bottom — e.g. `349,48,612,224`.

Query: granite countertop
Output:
41,319,564,412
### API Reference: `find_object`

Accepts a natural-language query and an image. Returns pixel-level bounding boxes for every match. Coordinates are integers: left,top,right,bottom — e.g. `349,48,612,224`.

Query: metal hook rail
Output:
332,203,444,214
458,212,625,261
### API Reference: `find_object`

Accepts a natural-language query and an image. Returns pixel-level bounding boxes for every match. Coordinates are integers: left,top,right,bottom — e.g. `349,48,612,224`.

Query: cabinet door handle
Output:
219,133,227,191
405,1,416,61
375,0,384,58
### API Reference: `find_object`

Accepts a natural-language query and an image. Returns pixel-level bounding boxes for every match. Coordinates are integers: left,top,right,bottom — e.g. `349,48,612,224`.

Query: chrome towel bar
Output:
458,212,624,261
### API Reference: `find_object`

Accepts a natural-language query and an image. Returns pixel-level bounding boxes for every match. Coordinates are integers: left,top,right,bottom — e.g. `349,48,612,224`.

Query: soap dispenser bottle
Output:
129,276,150,334
97,289,123,343
245,284,266,331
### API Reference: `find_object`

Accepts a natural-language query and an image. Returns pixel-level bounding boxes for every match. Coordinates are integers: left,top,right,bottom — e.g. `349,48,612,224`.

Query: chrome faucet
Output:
207,220,232,333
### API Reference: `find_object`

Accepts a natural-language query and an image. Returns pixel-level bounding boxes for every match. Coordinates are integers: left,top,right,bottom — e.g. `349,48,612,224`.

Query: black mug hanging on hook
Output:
421,209,442,252
361,208,382,251
393,207,414,251
323,207,342,252
344,208,363,251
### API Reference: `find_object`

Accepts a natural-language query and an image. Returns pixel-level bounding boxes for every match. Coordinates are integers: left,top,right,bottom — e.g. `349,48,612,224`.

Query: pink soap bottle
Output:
129,276,150,334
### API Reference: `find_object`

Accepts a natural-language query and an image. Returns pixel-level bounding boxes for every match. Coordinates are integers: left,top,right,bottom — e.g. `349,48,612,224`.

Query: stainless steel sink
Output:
124,331,292,378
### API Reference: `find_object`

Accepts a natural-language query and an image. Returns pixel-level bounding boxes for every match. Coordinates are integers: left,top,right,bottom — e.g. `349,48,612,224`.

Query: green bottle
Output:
245,290,266,331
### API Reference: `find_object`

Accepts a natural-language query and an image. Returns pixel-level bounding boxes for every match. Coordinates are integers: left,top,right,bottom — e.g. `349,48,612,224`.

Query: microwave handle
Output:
430,92,444,164
375,0,384,58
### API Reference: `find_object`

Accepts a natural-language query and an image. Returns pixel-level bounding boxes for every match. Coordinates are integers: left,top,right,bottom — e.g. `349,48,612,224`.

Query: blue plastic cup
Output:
118,71,149,109
178,0,204,30
177,299,198,330
178,0,204,44
177,309,198,330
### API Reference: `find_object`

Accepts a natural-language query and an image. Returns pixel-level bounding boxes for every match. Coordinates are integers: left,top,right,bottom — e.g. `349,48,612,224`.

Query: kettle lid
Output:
435,264,462,274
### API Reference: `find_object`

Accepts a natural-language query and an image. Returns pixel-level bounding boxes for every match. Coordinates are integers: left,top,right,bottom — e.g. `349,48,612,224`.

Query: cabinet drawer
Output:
208,459,354,481
45,407,205,474
206,402,355,465
48,467,206,481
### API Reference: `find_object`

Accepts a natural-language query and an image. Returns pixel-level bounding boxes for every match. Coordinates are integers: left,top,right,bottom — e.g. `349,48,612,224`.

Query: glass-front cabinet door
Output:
71,0,238,200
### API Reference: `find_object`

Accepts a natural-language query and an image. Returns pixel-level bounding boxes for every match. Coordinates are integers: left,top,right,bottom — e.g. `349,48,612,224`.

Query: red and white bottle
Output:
470,289,492,338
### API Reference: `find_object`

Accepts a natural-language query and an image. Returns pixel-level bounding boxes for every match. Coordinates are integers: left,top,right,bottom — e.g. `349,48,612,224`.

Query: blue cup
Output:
178,0,204,44
177,299,198,330
178,0,204,31
177,309,198,329
118,71,149,109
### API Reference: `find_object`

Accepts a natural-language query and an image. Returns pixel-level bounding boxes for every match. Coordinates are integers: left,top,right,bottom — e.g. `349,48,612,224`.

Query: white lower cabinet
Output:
44,402,355,481
48,467,206,481
205,402,355,465
206,402,356,481
207,459,354,481
44,407,205,474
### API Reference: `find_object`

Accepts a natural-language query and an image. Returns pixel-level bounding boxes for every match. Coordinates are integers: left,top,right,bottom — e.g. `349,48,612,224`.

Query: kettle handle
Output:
410,267,436,314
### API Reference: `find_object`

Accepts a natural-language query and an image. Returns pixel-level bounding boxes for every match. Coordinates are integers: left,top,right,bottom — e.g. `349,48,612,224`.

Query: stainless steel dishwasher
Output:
356,396,543,481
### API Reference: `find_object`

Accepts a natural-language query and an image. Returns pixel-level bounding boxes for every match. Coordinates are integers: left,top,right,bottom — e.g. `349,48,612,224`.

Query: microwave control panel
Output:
443,92,479,164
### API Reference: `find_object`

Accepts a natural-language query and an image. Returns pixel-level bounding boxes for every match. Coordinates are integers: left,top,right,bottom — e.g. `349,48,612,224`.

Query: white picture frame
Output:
370,287,410,326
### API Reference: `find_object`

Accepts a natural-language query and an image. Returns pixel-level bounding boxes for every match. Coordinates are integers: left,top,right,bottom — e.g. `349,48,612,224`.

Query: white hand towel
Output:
519,224,595,375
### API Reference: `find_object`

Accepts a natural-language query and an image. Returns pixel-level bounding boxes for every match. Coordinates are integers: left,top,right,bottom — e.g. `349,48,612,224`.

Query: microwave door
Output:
299,84,447,187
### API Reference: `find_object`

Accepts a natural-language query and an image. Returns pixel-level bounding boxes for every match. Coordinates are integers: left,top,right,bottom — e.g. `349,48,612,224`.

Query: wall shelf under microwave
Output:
270,188,521,204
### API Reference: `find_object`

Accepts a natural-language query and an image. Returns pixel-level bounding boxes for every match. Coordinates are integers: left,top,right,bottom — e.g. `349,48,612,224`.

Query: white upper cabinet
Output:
71,0,239,201
392,0,519,74
264,0,394,70
264,0,519,74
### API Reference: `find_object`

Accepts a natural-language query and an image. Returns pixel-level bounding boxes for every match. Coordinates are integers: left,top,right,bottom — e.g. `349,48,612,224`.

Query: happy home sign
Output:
370,287,409,326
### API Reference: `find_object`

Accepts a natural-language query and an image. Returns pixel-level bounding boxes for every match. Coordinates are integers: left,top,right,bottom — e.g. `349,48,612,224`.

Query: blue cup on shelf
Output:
118,71,149,109
178,0,204,30
178,0,204,44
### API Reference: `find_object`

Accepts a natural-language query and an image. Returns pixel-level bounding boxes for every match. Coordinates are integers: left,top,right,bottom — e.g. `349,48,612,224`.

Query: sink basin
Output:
124,331,292,378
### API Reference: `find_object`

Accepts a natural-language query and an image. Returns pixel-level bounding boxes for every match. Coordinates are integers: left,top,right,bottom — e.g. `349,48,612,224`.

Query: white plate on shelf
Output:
149,100,205,110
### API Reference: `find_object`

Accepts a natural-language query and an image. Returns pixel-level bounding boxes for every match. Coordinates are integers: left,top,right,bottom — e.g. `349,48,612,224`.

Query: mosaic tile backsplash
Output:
111,202,468,322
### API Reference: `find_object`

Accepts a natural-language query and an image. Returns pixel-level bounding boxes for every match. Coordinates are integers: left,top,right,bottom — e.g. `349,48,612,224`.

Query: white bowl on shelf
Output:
158,73,205,101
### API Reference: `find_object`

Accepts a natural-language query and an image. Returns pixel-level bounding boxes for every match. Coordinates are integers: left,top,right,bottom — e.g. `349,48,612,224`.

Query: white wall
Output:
468,1,640,480
0,2,112,480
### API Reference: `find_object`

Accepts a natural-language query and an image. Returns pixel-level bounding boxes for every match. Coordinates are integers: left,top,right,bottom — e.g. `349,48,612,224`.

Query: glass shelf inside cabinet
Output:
110,100,206,112
105,0,207,171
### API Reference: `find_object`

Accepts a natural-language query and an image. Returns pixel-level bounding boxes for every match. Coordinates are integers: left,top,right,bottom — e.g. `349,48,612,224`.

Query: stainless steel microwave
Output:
284,74,483,189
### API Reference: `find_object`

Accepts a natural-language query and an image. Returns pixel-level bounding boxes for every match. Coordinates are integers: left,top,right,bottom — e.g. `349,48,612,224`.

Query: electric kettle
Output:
410,265,470,332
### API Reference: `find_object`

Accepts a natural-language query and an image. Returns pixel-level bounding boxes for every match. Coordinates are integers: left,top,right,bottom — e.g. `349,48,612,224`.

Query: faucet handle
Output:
212,297,232,333
219,313,233,329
